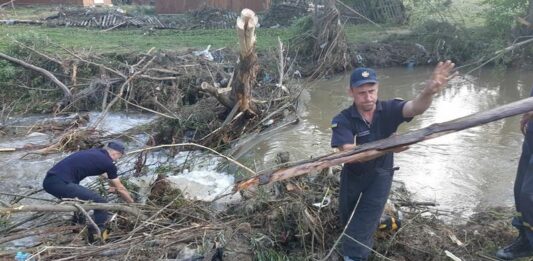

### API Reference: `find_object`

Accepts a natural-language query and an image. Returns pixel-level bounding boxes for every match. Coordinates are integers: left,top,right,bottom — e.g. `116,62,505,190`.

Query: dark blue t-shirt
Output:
47,148,118,184
331,99,411,174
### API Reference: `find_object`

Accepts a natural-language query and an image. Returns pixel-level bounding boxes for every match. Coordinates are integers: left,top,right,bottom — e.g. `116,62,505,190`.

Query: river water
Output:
252,66,533,217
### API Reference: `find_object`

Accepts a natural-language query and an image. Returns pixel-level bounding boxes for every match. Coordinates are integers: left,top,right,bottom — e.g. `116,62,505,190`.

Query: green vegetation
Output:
482,0,529,37
0,23,404,54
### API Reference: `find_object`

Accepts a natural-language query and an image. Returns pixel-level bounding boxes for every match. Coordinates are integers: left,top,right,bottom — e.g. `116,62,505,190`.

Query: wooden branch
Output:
60,46,127,79
277,37,285,88
200,82,233,108
13,39,63,66
0,0,14,8
0,52,72,106
234,96,533,191
1,203,146,219
517,16,533,28
140,75,177,81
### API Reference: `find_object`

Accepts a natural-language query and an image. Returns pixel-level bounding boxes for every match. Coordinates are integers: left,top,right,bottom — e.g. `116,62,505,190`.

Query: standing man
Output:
495,87,533,260
43,141,135,242
331,61,455,260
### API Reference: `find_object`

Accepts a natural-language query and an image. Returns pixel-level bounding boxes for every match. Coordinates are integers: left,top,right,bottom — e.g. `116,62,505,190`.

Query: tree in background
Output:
483,0,529,38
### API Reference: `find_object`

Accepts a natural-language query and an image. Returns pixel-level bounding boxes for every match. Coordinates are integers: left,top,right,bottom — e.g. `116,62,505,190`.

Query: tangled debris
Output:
0,164,518,260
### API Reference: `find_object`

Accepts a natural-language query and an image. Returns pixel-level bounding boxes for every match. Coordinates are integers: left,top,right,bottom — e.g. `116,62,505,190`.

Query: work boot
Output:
496,231,533,260
87,228,110,244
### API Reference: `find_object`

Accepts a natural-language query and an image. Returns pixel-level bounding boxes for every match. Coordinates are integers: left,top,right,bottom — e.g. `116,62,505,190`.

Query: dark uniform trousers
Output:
513,135,533,245
340,165,394,260
43,174,109,231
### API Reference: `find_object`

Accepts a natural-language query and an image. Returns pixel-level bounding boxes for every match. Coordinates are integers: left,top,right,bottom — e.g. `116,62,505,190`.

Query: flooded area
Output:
252,66,533,218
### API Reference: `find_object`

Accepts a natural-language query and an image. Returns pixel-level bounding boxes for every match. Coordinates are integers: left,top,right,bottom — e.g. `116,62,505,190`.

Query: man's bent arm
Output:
109,178,135,203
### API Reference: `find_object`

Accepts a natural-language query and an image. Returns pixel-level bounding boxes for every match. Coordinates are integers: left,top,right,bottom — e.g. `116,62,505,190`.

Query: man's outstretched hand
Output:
425,60,457,95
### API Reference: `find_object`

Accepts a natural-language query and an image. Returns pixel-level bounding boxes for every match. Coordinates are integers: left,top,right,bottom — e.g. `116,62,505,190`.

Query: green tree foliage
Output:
482,0,528,37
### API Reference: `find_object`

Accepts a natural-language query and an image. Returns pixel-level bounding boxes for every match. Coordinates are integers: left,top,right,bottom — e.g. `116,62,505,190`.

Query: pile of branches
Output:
0,165,517,260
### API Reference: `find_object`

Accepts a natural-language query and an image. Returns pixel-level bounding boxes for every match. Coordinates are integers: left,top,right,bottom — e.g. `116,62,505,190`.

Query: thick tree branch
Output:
235,96,533,191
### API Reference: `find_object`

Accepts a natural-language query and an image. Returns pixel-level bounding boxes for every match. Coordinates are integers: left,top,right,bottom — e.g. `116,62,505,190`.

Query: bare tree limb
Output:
0,52,72,106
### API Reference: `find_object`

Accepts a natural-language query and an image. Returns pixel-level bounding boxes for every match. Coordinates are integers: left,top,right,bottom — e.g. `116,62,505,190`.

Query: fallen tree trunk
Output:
234,96,533,191
0,52,72,109
1,203,146,219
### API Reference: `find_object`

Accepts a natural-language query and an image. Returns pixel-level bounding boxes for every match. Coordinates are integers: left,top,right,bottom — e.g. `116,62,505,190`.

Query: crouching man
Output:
42,141,134,242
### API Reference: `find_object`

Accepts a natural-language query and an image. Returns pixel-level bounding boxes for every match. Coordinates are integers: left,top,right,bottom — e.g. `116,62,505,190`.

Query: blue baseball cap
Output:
107,141,125,154
350,67,378,88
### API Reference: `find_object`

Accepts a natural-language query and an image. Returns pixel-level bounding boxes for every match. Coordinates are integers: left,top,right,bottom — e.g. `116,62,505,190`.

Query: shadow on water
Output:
249,66,533,218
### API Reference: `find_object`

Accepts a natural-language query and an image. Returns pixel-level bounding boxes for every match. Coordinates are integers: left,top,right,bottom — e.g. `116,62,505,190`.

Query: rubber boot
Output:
496,230,533,260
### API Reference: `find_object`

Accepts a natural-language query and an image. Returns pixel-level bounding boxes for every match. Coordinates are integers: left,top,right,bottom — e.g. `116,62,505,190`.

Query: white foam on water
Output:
166,170,235,202
88,112,156,134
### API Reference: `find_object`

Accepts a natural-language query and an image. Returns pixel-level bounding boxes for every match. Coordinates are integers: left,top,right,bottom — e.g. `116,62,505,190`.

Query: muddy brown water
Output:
252,66,533,218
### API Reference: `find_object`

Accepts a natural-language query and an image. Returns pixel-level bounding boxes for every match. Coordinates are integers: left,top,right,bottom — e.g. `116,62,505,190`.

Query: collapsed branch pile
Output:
0,167,518,260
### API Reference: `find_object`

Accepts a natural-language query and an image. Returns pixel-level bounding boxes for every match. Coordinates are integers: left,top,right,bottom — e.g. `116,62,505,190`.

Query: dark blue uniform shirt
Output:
331,99,411,174
47,148,118,184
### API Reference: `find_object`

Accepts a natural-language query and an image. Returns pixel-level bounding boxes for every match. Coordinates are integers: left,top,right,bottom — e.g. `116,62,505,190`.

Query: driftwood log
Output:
0,203,146,219
234,96,533,191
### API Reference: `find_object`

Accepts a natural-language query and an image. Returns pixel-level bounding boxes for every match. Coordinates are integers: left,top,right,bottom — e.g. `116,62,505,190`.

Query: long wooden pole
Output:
234,96,533,191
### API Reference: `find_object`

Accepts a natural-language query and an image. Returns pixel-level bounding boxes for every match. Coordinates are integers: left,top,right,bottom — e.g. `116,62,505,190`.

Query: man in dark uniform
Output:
331,61,455,261
43,141,134,242
496,86,533,260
